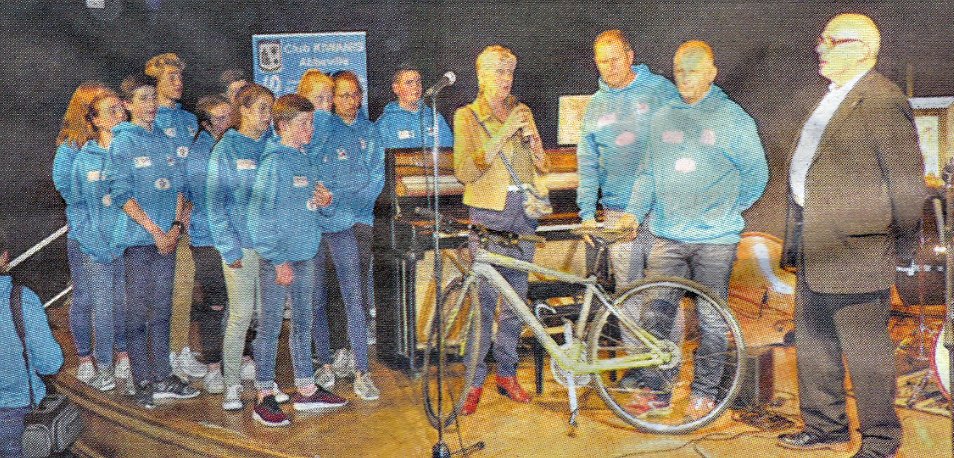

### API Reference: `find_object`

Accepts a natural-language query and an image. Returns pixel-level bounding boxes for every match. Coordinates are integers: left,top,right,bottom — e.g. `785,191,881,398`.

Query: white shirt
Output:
789,71,868,206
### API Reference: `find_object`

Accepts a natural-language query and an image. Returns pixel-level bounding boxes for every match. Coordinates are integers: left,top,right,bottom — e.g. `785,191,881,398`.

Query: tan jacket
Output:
453,95,550,211
781,70,926,294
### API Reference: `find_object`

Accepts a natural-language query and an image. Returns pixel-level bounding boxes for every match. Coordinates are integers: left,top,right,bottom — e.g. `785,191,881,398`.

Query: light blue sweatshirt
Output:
315,113,384,230
52,142,82,239
308,110,335,158
576,64,679,220
109,121,184,249
0,276,64,408
67,140,125,263
155,103,198,165
206,128,271,265
184,131,215,247
375,100,454,149
626,85,768,244
249,139,328,264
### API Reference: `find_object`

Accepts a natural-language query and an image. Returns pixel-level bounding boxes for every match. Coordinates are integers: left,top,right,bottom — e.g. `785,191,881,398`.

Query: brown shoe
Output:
495,375,531,403
461,387,483,416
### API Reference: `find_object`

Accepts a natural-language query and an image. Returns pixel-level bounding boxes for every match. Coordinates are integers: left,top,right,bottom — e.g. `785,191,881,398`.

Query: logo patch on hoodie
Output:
87,170,102,182
635,102,650,115
337,149,348,160
700,129,717,146
596,113,617,128
674,158,697,173
397,130,414,140
615,131,636,147
293,176,309,188
236,159,257,171
154,177,171,191
176,146,189,158
101,194,112,207
662,130,684,144
134,156,153,168
359,138,367,150
164,127,178,138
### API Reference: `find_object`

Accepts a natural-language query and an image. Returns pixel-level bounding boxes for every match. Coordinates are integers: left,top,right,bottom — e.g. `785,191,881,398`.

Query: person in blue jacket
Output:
206,83,286,411
66,88,129,392
0,227,64,458
247,94,345,427
109,73,197,409
52,82,125,384
375,66,454,149
183,94,234,394
311,71,381,401
577,30,679,291
619,41,768,420
145,52,206,379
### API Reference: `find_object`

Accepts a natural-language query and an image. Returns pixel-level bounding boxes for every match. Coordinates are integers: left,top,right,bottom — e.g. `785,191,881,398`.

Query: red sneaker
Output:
253,395,290,427
495,375,531,403
460,387,483,416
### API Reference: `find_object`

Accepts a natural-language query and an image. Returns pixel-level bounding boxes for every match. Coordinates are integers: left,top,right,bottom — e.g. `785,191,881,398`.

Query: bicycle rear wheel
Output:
422,275,483,429
587,276,745,434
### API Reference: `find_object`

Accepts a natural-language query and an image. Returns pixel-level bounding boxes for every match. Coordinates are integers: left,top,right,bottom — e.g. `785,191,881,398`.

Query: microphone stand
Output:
945,181,954,456
429,86,450,458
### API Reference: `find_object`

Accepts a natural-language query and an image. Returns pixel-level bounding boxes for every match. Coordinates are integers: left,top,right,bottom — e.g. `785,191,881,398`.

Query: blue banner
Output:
252,31,368,110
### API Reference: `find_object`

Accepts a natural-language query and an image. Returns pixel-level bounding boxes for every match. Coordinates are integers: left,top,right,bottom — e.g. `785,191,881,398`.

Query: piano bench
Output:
524,280,587,395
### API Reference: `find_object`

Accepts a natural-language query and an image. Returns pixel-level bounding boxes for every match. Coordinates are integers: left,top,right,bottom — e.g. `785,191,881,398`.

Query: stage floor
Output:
48,304,951,457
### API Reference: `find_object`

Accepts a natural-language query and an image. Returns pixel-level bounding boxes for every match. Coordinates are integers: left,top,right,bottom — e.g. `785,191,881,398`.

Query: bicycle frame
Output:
465,248,674,375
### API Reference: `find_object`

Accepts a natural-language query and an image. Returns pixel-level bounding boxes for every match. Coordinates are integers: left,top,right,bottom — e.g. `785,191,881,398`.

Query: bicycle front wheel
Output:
421,275,483,429
587,276,745,434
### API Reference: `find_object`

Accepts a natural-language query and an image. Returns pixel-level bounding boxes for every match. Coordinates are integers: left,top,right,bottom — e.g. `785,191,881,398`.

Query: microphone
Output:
424,71,456,98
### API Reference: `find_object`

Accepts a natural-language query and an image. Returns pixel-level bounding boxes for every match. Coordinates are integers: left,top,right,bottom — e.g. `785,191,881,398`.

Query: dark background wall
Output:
1,0,952,298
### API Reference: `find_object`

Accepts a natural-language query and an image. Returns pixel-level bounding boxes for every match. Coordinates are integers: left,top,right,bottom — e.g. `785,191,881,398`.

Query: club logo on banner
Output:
258,40,283,73
252,32,368,110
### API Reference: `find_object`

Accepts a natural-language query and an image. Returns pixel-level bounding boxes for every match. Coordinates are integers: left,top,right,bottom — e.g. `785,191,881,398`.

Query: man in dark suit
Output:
777,13,926,458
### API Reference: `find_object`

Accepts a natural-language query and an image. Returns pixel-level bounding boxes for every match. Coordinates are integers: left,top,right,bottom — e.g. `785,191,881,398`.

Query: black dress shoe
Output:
850,443,898,458
778,430,851,451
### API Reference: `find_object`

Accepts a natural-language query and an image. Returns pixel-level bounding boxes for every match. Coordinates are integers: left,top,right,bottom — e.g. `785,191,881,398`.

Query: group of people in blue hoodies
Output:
49,48,460,429
577,31,768,422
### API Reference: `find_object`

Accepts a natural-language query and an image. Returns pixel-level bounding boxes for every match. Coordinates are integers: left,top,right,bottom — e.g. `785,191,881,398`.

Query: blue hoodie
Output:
52,142,82,239
0,276,64,408
155,103,198,165
206,128,271,264
109,121,184,249
67,140,126,263
626,85,768,244
315,113,385,230
576,64,679,221
308,110,335,158
184,130,216,247
375,100,454,149
249,139,328,264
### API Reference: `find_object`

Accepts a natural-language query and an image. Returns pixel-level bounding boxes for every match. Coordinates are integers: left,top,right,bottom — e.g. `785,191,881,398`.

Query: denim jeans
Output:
190,246,227,364
312,229,368,372
639,238,737,400
66,238,92,357
255,258,315,389
467,192,537,384
71,248,126,368
124,244,175,385
0,406,30,458
353,223,376,322
221,248,261,387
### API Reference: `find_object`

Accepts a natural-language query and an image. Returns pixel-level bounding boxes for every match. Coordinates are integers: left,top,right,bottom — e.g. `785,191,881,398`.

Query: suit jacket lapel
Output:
805,71,877,170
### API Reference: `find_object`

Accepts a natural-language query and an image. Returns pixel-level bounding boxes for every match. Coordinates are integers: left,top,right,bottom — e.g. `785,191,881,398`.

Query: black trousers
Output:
793,246,901,454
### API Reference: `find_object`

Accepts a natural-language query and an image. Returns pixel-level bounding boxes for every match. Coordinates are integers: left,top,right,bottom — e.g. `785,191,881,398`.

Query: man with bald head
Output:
619,40,767,420
778,14,925,457
577,30,677,292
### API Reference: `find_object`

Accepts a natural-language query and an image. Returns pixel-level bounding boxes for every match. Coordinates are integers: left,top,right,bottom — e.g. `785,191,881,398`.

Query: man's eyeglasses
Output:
817,36,863,49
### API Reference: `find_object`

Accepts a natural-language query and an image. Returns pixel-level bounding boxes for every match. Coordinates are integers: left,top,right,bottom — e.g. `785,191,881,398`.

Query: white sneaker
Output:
76,361,95,383
332,349,354,379
353,372,380,401
86,371,116,392
314,366,335,390
222,384,243,411
240,358,256,381
178,347,209,378
272,382,290,404
114,357,131,380
203,367,224,394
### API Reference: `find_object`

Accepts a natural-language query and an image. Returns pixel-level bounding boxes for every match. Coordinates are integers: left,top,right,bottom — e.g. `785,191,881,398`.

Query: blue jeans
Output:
354,223,376,321
124,245,175,384
71,249,126,368
66,238,93,357
312,229,368,372
256,257,315,389
0,406,30,458
640,238,737,400
468,192,537,384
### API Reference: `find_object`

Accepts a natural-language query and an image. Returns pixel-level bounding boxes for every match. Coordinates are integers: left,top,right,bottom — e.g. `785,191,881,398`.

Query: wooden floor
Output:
47,304,952,458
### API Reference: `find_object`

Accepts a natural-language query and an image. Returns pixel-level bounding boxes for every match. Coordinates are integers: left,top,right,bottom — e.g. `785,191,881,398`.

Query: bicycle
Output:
421,224,746,434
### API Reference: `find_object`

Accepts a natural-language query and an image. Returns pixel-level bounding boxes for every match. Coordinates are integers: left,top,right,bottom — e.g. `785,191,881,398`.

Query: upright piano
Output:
373,147,586,373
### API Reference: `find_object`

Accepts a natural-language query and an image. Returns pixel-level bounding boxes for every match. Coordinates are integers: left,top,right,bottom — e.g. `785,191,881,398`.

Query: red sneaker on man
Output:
495,375,531,403
253,395,290,427
460,386,483,416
